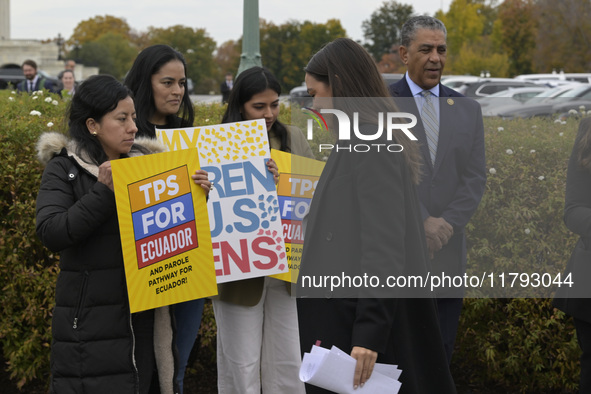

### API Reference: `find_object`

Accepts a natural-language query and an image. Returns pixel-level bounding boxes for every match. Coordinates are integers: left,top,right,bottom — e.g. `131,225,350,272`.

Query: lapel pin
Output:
447,98,454,105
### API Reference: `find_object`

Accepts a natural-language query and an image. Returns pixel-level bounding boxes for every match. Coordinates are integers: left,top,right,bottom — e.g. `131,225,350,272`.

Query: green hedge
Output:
455,117,582,392
0,89,585,392
0,90,66,389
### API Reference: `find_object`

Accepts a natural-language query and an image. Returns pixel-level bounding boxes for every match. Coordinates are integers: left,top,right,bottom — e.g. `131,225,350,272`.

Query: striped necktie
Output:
421,90,439,165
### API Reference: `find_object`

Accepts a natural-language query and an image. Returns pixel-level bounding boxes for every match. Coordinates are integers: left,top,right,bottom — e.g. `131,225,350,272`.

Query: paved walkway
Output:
190,94,291,105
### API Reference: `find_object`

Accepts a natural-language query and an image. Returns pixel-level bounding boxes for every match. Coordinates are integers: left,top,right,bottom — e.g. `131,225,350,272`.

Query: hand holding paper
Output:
351,346,378,389
299,344,402,394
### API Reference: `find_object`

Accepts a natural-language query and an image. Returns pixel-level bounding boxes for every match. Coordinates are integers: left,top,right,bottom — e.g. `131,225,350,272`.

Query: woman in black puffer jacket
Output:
35,75,211,394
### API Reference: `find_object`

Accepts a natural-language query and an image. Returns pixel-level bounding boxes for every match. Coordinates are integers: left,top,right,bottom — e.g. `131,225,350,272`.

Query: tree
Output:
534,0,591,73
68,15,132,46
95,32,137,79
216,40,241,73
76,41,113,74
215,40,241,82
439,0,485,56
259,19,346,92
146,25,218,94
495,0,536,76
260,19,303,91
300,19,347,56
376,52,406,74
361,1,414,61
76,32,137,80
468,0,500,35
450,39,509,77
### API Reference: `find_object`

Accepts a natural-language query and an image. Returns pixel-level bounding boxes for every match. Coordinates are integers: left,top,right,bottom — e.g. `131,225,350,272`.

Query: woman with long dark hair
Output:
212,66,313,394
124,44,194,138
124,44,206,393
296,38,455,393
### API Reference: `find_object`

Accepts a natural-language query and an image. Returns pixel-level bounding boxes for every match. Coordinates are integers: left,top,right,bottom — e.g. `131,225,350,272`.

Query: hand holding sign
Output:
98,161,114,191
266,158,279,184
191,169,213,194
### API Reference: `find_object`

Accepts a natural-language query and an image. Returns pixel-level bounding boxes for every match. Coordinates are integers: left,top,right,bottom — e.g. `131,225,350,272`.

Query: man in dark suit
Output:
220,72,233,104
16,59,56,94
389,15,486,364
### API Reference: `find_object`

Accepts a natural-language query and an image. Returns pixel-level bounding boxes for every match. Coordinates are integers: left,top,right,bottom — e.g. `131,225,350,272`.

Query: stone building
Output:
0,0,97,81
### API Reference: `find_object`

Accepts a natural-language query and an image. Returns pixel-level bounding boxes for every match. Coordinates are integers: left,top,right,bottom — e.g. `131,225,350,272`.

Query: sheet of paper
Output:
374,362,402,381
299,345,402,394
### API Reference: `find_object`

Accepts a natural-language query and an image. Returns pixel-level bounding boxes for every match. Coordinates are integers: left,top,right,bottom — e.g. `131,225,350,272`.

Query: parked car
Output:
496,84,591,119
289,83,312,107
186,78,194,94
0,66,24,89
481,84,581,117
381,73,404,87
456,78,538,98
515,72,591,84
289,73,404,107
477,86,550,117
441,75,481,89
510,83,584,104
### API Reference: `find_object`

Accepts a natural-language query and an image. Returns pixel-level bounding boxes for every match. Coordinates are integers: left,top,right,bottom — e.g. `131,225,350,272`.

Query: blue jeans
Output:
174,298,205,393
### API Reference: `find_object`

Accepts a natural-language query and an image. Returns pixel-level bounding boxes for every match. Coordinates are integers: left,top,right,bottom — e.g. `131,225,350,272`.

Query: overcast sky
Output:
10,0,449,45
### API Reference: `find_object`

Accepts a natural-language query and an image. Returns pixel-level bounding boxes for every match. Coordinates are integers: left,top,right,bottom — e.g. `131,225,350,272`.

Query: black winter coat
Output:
36,132,176,393
296,129,456,393
554,118,591,322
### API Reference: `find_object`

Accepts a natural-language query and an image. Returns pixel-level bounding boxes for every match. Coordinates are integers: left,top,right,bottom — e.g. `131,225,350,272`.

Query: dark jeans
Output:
174,298,205,393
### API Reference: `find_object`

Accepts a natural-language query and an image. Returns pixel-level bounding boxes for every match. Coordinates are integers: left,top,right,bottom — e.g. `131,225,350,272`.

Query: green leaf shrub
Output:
0,89,66,389
453,117,582,392
0,90,586,392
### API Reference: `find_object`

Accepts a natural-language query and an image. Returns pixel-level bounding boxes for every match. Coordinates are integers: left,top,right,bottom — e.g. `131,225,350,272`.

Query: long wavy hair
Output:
221,67,290,152
305,37,422,184
124,44,194,138
67,75,136,165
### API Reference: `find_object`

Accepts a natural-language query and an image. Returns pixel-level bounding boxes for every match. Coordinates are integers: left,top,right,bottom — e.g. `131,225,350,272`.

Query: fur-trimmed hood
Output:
36,132,167,177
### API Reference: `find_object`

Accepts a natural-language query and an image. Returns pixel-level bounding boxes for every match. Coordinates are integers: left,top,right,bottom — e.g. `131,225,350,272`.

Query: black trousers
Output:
436,297,463,365
132,309,160,394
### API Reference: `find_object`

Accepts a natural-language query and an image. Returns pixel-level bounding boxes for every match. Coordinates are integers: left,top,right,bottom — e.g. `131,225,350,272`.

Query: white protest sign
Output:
157,120,288,283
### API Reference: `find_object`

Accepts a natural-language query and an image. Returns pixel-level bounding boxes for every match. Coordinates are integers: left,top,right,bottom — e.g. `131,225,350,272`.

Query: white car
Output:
289,84,312,107
440,75,481,89
477,87,550,116
492,84,591,118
